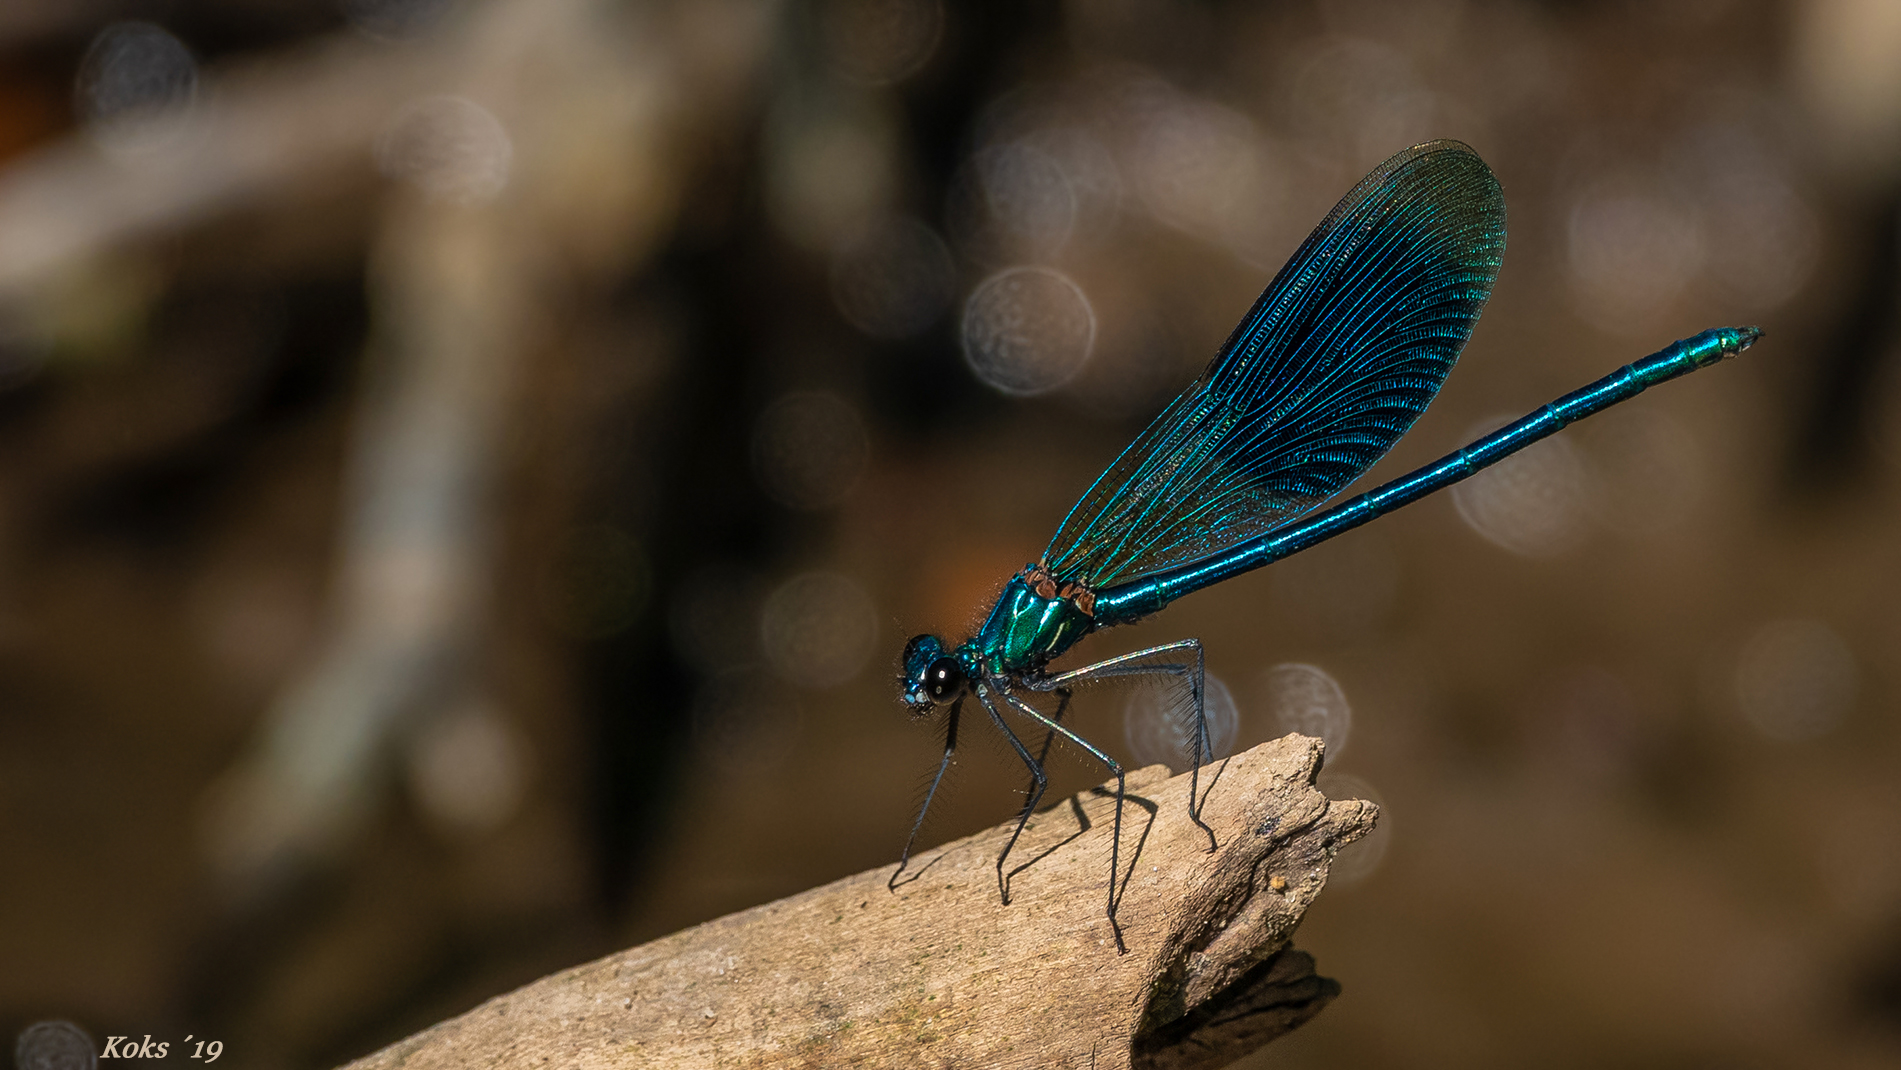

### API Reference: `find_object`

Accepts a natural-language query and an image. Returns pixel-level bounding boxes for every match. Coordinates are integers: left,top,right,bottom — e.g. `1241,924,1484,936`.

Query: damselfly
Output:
893,140,1759,950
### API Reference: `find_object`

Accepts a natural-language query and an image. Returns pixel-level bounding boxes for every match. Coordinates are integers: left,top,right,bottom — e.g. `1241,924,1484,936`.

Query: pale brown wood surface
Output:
342,735,1375,1069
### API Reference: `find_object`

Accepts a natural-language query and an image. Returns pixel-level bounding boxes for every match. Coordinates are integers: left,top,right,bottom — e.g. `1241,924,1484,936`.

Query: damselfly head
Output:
900,633,966,712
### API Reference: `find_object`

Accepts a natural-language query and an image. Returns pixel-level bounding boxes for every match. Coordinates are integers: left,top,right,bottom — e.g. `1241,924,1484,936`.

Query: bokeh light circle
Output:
759,572,878,688
960,266,1096,396
976,142,1077,253
1262,662,1352,762
1451,418,1592,558
1123,671,1238,771
820,0,945,85
830,217,956,340
375,95,513,204
1315,771,1387,887
76,21,198,152
14,1021,96,1070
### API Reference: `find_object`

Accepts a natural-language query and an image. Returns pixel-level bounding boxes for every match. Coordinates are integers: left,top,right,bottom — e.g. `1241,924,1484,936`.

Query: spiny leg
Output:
997,689,1128,953
1018,687,1071,820
994,687,1072,901
890,696,961,891
1028,638,1217,851
973,684,1048,906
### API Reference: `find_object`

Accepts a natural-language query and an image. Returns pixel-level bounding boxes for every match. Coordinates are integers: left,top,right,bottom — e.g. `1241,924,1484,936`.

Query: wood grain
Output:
343,734,1374,1069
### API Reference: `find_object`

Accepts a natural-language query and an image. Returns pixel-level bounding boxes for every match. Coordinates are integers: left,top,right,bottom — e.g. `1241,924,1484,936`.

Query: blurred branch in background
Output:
1787,0,1901,491
181,0,712,900
5,0,768,888
5,1,1901,1068
0,9,478,305
0,0,770,1052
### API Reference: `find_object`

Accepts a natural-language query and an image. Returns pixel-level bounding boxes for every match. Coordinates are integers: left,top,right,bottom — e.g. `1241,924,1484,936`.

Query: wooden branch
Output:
342,735,1376,1070
0,0,770,299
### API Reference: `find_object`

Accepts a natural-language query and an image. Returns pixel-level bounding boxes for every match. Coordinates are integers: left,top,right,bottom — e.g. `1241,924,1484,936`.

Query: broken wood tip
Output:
344,733,1376,1070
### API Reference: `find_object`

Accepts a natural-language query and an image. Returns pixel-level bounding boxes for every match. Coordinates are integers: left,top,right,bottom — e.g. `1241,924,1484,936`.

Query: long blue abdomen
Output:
1094,326,1761,621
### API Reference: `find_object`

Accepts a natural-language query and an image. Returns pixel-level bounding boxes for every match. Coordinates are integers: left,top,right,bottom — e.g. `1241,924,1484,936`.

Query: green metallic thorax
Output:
962,572,1098,677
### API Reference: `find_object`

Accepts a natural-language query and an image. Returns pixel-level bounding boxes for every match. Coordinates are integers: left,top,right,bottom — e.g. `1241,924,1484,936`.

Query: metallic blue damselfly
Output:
893,140,1760,951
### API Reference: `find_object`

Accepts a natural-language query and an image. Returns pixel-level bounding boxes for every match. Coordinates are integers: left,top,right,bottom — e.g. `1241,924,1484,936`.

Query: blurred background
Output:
1,0,1898,1067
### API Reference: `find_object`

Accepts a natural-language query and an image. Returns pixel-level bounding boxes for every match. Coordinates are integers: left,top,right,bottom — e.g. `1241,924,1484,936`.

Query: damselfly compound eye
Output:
925,656,965,702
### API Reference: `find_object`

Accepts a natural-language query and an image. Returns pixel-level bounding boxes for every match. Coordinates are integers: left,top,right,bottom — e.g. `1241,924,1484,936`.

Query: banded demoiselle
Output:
894,140,1759,951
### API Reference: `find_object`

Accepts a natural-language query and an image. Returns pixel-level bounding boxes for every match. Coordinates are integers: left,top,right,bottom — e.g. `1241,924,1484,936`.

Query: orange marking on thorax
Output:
1024,562,1097,617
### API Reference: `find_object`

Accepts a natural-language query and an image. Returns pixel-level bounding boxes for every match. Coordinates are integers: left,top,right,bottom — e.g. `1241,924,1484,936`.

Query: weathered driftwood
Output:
344,735,1375,1069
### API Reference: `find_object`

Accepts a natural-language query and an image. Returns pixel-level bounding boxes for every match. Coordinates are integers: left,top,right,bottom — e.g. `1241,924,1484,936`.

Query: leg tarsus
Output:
998,689,1127,949
998,688,1071,903
891,697,961,891
975,685,1047,906
1033,639,1221,854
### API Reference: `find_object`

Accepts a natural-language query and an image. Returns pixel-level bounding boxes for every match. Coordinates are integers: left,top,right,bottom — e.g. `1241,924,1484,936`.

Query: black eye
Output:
926,656,965,702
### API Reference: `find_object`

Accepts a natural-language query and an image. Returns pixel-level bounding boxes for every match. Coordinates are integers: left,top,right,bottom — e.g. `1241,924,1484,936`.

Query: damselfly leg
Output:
1029,638,1217,851
995,687,1127,952
1008,685,1070,837
971,683,1051,901
889,695,961,891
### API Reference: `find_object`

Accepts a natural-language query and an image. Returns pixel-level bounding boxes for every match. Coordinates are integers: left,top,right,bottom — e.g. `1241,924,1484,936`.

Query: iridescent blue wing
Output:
1043,140,1505,589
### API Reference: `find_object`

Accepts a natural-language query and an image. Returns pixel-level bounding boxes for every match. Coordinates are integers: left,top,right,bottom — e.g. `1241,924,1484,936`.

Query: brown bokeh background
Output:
3,1,1899,1067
